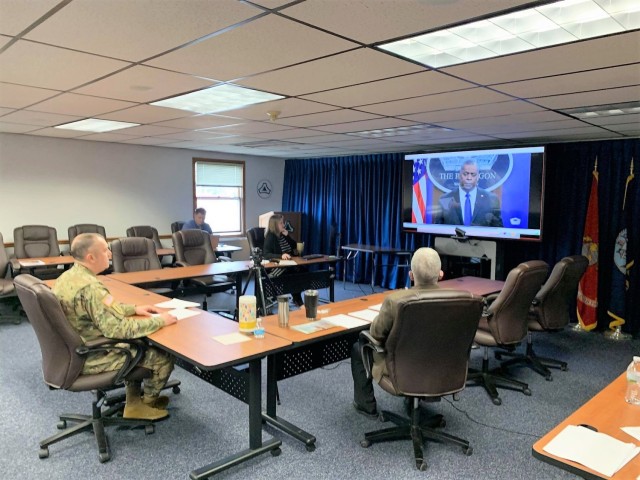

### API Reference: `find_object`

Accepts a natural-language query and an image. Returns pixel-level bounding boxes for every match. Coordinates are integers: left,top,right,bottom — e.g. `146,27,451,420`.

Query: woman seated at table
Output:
263,214,303,306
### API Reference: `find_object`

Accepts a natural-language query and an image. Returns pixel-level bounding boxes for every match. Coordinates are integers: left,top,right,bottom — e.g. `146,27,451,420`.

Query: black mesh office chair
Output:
467,260,549,405
496,255,588,380
359,289,483,471
14,274,157,463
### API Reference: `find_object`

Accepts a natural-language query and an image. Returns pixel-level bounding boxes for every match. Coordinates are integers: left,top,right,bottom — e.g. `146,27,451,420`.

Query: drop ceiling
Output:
0,0,638,159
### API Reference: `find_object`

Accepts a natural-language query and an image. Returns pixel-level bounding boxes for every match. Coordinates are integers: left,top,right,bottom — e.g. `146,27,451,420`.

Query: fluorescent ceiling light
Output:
348,124,452,138
562,101,640,118
151,84,284,114
55,118,139,132
380,0,639,68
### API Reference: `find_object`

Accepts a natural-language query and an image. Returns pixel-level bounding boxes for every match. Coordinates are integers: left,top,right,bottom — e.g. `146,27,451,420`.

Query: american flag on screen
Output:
412,159,427,223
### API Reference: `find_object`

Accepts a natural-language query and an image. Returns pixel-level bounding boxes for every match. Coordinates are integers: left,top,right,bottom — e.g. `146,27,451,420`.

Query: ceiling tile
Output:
237,48,425,96
300,71,476,108
28,127,90,138
444,31,640,86
399,100,543,123
1,109,82,126
146,15,357,81
222,98,337,121
74,65,215,103
288,133,358,144
0,40,130,90
491,64,640,99
358,88,513,116
0,122,40,133
77,132,141,142
586,113,640,126
24,0,261,62
313,118,419,134
0,0,60,36
530,85,640,109
122,137,181,146
281,0,532,44
0,107,13,116
202,122,294,135
0,82,60,109
0,35,11,49
277,109,380,128
156,131,234,142
99,104,192,124
27,93,136,117
153,114,243,130
113,124,187,137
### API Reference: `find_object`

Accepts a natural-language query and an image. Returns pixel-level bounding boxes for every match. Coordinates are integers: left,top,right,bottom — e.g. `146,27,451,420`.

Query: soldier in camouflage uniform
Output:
53,233,177,420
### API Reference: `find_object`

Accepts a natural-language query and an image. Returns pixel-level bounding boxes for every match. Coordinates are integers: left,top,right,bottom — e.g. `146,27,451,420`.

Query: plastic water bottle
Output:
254,317,265,339
625,356,640,405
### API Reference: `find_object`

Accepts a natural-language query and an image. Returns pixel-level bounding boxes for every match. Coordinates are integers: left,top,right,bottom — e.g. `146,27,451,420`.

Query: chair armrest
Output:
484,292,499,305
9,258,21,276
175,261,188,268
217,255,232,262
359,330,385,380
76,337,148,385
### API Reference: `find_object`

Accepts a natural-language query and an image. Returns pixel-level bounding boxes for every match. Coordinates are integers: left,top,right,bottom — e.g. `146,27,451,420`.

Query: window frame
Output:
192,158,246,237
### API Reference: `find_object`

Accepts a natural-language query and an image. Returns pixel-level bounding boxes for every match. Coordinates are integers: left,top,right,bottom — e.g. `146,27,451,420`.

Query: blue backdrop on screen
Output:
501,153,532,229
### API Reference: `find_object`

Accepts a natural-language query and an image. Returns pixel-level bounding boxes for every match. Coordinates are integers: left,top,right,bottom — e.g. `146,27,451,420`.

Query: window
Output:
193,159,245,235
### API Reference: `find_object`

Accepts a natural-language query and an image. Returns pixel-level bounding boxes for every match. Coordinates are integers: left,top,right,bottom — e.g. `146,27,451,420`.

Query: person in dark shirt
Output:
263,214,303,306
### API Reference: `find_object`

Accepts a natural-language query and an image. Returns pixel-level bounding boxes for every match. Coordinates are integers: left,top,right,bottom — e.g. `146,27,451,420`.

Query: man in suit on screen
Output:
436,160,503,227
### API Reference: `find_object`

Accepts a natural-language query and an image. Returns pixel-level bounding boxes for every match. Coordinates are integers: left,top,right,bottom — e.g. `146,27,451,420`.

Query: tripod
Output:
237,253,279,318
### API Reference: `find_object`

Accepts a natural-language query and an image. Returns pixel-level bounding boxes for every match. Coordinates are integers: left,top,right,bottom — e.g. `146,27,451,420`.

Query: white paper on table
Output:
621,426,640,442
168,308,200,321
154,298,201,309
348,309,378,323
543,425,640,477
277,260,297,266
20,259,45,266
212,332,252,345
291,320,335,334
368,303,383,312
323,314,370,329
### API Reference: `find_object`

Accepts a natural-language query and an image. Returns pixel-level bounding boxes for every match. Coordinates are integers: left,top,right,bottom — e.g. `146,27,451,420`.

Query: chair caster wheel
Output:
39,447,49,459
560,365,568,371
271,448,281,457
57,420,67,430
360,439,372,448
172,386,181,394
98,452,110,463
417,460,427,471
464,446,473,456
145,424,155,435
545,374,553,382
491,397,502,406
305,443,316,452
523,388,532,396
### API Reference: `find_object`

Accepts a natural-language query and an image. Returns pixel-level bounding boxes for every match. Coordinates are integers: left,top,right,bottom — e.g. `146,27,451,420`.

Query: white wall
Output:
0,133,285,245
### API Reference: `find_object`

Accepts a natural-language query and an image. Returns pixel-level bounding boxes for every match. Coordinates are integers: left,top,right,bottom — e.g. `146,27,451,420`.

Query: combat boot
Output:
123,383,169,420
142,394,170,409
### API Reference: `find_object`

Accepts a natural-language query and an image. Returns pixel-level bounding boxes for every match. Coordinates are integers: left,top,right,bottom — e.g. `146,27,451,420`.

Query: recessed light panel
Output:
55,118,139,132
151,84,284,114
380,0,640,68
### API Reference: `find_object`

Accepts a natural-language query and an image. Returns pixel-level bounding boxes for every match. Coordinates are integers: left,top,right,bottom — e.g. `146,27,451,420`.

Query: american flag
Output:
412,159,427,223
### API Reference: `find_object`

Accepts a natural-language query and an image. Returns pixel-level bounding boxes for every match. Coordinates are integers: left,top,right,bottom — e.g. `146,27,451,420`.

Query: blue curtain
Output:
282,139,640,335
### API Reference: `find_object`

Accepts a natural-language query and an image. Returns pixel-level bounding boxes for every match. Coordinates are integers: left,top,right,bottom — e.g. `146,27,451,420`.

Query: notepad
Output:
323,314,370,329
368,303,383,312
621,426,640,442
168,308,200,321
20,260,45,267
155,298,201,309
543,425,640,477
291,320,336,334
212,332,252,345
348,309,378,322
277,260,297,266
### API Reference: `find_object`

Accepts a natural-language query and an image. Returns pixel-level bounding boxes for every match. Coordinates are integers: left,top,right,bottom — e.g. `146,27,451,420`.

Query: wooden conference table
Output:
533,373,640,480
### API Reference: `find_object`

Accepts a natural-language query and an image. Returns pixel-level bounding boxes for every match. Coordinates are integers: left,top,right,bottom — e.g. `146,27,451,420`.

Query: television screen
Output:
402,146,545,241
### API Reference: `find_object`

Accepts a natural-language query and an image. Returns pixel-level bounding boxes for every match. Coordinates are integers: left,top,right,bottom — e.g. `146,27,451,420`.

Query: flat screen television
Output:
402,146,545,241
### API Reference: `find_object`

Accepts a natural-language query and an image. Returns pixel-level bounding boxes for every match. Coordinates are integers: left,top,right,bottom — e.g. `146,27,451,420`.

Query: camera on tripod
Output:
250,247,264,266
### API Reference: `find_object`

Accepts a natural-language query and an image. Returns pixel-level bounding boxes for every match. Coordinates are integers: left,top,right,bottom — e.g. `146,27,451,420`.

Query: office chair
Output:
359,289,483,471
68,224,107,244
246,227,265,252
496,255,588,380
12,225,62,279
126,225,163,250
467,260,549,405
111,238,175,295
170,221,185,233
172,230,235,311
0,232,19,323
14,274,158,463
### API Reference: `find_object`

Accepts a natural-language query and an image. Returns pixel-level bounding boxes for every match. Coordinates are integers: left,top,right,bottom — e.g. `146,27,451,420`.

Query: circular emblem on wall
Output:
257,180,273,199
426,154,513,193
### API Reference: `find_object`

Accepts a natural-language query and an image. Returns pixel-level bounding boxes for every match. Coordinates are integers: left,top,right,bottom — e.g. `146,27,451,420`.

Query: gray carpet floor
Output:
1,281,638,480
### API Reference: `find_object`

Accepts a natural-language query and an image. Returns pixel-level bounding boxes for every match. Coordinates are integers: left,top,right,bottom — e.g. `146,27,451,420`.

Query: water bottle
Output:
625,356,640,405
254,317,265,339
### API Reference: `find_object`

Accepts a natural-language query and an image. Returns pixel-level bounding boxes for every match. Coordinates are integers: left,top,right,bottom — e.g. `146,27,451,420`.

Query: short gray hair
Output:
70,233,101,260
410,247,441,286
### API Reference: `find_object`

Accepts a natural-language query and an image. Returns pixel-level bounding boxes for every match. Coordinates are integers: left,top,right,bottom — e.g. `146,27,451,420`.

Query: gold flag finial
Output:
594,156,598,173
631,157,634,176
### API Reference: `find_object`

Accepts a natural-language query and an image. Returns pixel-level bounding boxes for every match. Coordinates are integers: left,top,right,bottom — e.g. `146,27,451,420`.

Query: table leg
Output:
262,355,317,451
189,359,281,479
